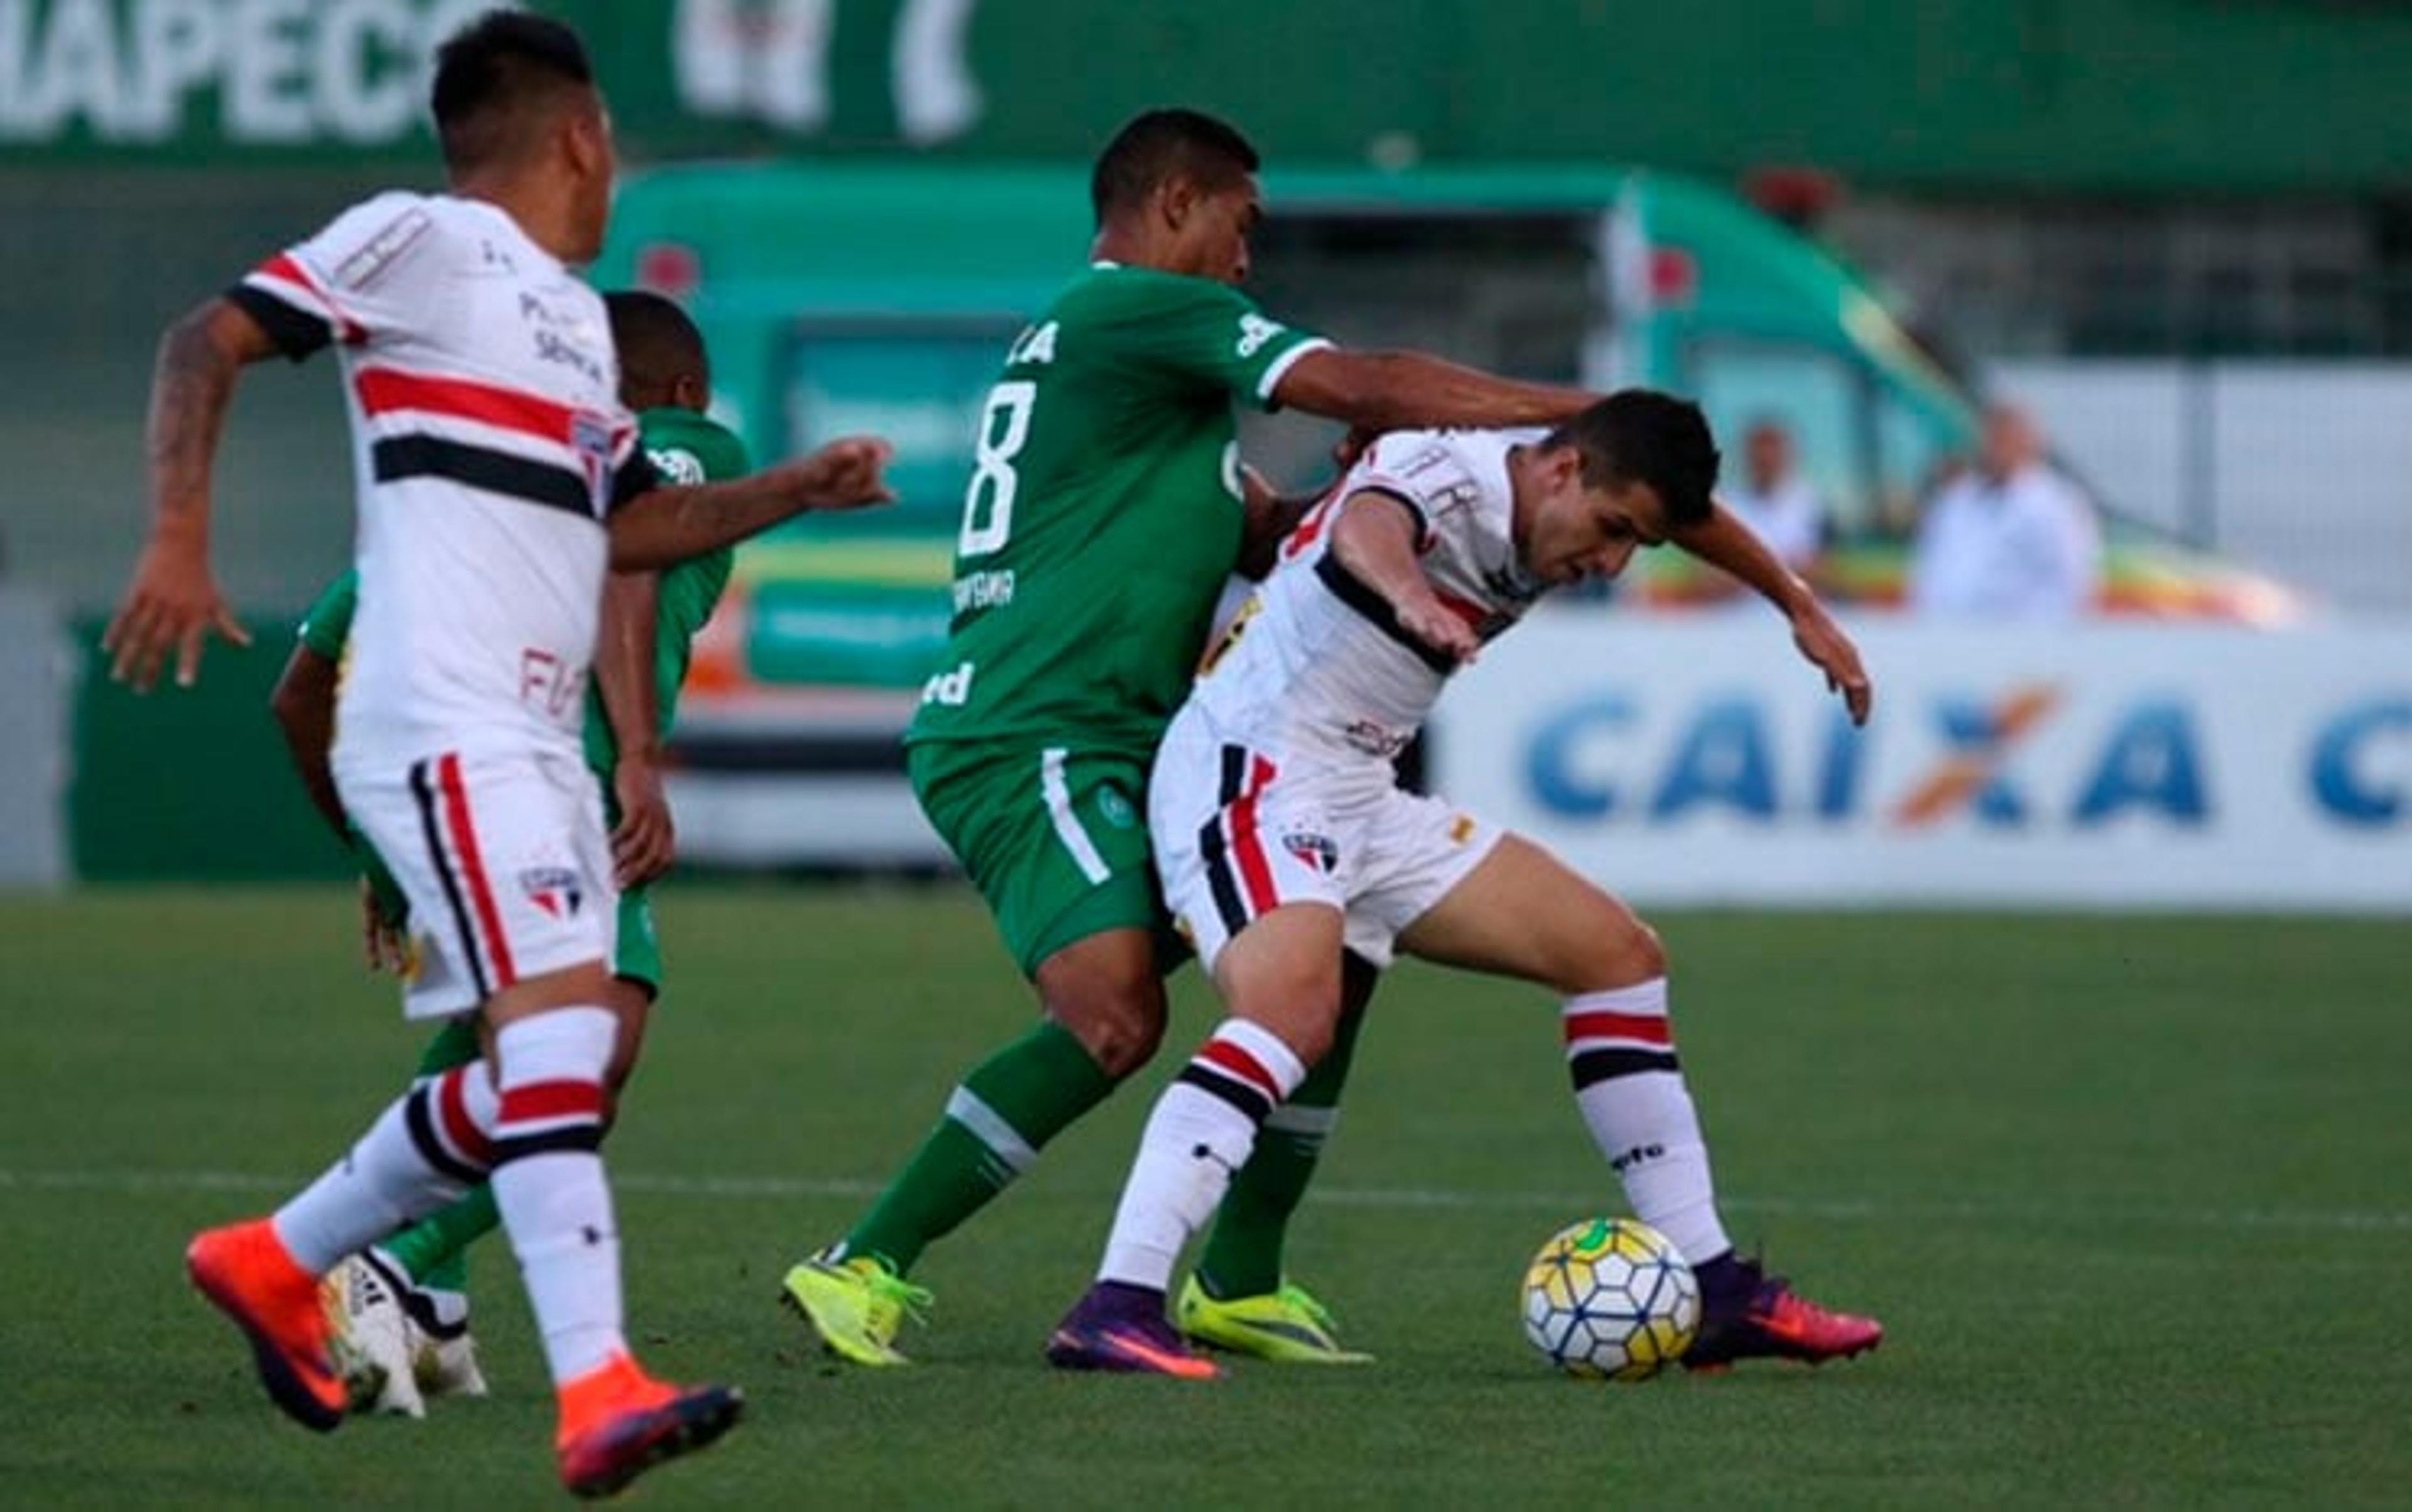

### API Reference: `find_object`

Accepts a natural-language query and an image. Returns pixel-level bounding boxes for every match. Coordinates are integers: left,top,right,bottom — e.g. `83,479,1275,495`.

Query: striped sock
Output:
1197,999,1366,1299
1098,1020,1306,1292
1562,980,1732,1266
271,1060,496,1275
487,1007,624,1386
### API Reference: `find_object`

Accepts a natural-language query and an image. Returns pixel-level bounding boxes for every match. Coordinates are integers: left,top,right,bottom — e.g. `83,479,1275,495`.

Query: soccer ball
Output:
1521,1217,1701,1381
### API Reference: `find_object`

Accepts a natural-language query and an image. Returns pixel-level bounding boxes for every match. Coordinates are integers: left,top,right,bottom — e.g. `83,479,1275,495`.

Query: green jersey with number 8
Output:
906,263,1330,758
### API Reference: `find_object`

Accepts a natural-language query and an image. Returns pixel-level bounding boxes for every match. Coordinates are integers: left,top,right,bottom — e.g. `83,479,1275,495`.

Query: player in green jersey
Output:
271,291,748,1415
780,109,1607,1367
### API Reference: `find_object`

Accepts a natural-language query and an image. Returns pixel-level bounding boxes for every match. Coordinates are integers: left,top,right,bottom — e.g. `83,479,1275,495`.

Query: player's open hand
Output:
611,751,676,887
1396,594,1480,666
1790,599,1873,724
790,436,896,512
102,535,252,691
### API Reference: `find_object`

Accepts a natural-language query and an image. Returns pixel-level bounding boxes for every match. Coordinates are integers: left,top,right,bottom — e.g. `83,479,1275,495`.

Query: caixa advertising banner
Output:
1428,613,2412,912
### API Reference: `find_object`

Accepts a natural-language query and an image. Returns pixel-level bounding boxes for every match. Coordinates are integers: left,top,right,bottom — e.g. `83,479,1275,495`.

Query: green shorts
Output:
614,885,661,997
908,739,1171,977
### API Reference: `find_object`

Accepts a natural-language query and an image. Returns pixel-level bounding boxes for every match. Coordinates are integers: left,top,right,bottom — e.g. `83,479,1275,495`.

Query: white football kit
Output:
1153,428,1550,970
234,192,654,1016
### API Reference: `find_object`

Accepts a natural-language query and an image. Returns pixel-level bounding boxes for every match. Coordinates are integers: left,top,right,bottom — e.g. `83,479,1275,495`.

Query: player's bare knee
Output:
1043,977,1165,1077
1560,909,1666,993
1219,961,1342,1067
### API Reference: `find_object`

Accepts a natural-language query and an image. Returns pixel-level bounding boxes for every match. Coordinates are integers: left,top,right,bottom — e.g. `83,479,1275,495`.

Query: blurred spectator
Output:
1726,416,1825,571
1699,416,1823,605
1908,402,2102,619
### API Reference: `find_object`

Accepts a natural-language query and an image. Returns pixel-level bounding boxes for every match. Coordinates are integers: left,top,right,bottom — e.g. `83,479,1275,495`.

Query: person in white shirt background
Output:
1908,401,2104,619
1724,416,1827,575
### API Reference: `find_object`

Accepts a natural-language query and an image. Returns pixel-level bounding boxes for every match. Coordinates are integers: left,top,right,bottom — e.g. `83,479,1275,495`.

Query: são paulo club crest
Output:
1281,829,1339,874
519,866,585,920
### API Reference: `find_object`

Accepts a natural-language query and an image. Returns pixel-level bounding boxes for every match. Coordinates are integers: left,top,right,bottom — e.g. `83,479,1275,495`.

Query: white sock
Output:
1098,1019,1305,1291
272,1061,497,1275
1562,981,1732,1265
488,1007,624,1386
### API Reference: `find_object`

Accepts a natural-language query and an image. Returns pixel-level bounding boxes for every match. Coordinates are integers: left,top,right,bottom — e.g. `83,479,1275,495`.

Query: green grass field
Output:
3,886,2405,1509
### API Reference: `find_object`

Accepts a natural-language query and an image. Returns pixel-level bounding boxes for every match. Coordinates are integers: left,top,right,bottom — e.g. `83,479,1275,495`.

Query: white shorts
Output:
1149,713,1501,972
337,746,619,1020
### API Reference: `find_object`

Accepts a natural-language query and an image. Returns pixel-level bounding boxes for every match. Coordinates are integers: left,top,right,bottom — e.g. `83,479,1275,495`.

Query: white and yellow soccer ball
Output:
1521,1217,1701,1381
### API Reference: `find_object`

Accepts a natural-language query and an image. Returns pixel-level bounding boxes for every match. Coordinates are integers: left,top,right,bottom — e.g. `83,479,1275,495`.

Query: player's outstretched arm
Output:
1330,491,1479,665
104,298,280,690
608,437,895,570
1676,500,1873,724
1272,349,1595,435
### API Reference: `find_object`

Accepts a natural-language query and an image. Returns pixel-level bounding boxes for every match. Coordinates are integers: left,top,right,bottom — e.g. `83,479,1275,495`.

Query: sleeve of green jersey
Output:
1126,279,1333,413
641,413,752,486
296,568,359,660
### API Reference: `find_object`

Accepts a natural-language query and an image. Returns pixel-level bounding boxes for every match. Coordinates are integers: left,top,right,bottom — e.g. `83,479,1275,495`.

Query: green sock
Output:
1195,1003,1366,1300
381,1017,492,1292
380,1185,497,1293
844,1019,1117,1276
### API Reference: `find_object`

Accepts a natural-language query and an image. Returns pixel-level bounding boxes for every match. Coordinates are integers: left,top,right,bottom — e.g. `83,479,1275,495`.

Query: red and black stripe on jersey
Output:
225,264,659,519
359,364,656,521
1312,551,1459,675
227,252,364,362
1563,1005,1681,1089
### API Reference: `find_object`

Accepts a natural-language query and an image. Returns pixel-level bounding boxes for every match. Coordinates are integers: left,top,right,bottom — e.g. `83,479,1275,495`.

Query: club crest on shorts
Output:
1281,829,1340,873
519,866,585,920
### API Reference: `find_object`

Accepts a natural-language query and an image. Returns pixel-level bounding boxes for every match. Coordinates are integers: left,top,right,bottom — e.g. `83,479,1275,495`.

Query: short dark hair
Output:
605,290,709,398
430,9,595,173
1544,391,1721,528
1090,109,1260,224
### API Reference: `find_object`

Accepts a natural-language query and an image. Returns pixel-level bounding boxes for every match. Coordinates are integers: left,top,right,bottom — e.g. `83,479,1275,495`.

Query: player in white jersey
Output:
103,13,890,1498
1048,392,1886,1378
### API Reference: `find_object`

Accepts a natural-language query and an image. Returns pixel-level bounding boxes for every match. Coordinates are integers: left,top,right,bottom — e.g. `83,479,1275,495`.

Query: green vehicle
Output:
591,163,2300,863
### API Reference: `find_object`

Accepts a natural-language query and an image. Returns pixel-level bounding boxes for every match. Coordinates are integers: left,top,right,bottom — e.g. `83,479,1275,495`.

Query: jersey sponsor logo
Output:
1343,719,1412,760
519,648,585,721
1235,313,1287,359
334,207,431,291
920,660,975,706
952,568,1015,613
519,291,610,387
518,866,585,920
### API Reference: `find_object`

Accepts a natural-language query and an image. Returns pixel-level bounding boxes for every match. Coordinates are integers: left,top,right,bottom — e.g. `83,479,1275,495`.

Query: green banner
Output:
3,1,2411,189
